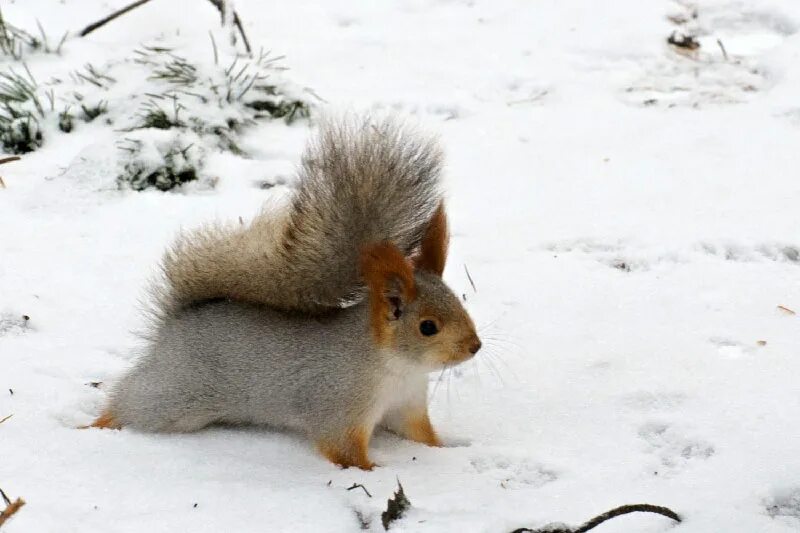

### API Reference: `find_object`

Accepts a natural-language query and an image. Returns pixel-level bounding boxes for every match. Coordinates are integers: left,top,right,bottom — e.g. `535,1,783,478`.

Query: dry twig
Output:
464,264,477,293
777,305,796,315
0,414,12,425
346,483,372,498
78,0,153,37
0,488,25,528
510,503,681,533
716,38,729,61
0,156,20,189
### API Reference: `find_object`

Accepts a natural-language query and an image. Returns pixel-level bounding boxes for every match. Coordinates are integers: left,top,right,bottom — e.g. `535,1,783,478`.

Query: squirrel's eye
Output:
419,320,438,336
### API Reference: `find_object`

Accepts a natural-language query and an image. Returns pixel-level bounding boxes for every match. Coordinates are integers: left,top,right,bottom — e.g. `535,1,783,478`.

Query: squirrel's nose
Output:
468,338,482,355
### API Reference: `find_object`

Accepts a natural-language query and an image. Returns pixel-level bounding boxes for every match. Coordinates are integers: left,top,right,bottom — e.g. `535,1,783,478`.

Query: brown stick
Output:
0,488,25,528
0,414,12,425
0,156,20,165
346,483,372,498
78,0,154,37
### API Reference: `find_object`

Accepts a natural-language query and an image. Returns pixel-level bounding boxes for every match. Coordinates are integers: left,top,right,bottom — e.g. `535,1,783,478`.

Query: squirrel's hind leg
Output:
316,426,376,470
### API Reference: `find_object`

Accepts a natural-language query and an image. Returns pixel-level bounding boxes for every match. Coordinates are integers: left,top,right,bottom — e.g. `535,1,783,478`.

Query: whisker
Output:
477,315,503,333
430,365,448,402
484,346,517,377
481,334,522,350
481,343,516,367
476,311,531,334
475,345,502,380
451,366,462,402
445,366,453,410
482,339,513,355
481,338,524,364
471,357,483,392
478,351,504,384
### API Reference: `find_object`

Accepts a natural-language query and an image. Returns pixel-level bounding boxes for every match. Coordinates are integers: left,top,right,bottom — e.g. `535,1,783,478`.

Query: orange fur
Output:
360,241,416,346
317,427,375,470
399,408,443,447
415,201,449,276
89,411,121,430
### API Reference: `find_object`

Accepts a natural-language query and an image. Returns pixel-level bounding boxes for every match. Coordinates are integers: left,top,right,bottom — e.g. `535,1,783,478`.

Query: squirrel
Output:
91,117,482,470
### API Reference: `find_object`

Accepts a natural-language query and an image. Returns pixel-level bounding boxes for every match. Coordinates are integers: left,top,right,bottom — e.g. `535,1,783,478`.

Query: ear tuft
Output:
415,201,449,276
361,242,416,344
360,241,417,304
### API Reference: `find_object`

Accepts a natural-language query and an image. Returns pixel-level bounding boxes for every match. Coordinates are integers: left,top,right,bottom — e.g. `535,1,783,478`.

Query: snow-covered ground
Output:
1,0,800,531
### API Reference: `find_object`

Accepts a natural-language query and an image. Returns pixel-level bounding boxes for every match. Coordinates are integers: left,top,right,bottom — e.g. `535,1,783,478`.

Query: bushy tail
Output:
151,116,444,318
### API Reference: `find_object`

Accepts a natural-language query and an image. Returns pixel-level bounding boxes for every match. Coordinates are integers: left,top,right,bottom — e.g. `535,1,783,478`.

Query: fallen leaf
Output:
381,479,411,530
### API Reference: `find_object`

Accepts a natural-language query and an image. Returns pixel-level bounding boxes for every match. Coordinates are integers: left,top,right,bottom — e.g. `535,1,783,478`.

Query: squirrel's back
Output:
152,116,444,319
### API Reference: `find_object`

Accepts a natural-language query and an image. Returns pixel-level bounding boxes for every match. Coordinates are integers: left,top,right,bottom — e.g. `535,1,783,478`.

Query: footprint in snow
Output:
620,391,686,412
766,486,800,522
0,312,31,336
709,337,753,359
638,422,715,472
469,455,558,488
622,2,798,107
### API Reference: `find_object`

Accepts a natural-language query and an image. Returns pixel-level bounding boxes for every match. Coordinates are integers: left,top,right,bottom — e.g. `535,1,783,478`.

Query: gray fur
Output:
152,116,443,320
110,300,428,438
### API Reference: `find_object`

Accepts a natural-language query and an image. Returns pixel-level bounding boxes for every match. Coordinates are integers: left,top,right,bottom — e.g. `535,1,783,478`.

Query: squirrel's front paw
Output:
398,411,443,447
345,459,377,471
322,451,376,471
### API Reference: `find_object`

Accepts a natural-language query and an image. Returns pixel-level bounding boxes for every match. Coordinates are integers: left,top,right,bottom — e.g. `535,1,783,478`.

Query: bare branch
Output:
510,503,681,533
79,0,154,37
346,483,372,498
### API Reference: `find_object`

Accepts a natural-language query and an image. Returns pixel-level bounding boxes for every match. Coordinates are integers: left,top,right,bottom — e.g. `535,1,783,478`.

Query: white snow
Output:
1,0,799,531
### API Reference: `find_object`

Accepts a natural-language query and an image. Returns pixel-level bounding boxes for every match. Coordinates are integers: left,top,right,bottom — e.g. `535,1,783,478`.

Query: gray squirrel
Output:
91,117,482,470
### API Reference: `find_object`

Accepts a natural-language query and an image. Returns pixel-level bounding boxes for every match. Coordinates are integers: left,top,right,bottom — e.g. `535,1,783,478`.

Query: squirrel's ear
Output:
361,242,417,321
415,201,449,277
